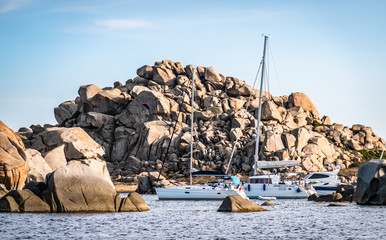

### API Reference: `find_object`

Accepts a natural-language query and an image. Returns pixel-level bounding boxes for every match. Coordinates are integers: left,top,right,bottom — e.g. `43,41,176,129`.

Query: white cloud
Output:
0,0,33,13
95,19,150,29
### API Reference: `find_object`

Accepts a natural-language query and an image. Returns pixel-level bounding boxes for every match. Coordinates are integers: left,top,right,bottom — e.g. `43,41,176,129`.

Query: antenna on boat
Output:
254,35,268,176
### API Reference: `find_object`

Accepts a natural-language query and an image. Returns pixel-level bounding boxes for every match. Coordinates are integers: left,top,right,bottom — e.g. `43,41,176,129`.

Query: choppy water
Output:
0,194,384,239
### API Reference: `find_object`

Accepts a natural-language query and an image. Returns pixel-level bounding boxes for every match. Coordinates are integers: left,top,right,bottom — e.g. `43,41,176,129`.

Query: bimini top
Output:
191,170,227,177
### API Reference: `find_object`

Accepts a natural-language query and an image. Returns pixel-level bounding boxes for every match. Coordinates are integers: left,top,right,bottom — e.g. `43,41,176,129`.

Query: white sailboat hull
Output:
244,183,315,199
156,185,246,200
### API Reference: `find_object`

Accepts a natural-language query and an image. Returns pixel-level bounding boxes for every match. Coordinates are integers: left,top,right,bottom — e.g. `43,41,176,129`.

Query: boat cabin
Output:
249,174,280,184
302,169,340,183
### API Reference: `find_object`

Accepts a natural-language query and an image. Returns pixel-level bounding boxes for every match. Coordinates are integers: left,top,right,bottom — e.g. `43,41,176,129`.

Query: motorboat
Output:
302,169,342,195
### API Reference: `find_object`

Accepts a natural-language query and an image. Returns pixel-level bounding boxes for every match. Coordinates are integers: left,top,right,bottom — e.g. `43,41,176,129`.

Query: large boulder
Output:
314,193,343,202
0,120,25,150
354,159,386,205
78,84,102,103
153,66,177,86
88,88,127,115
204,67,223,83
261,101,283,122
31,127,104,160
54,100,78,125
46,163,119,212
119,192,150,212
336,184,355,202
288,92,319,119
0,132,28,190
0,189,50,213
68,158,114,189
218,196,268,212
137,65,154,80
43,145,67,171
25,149,52,183
136,176,154,194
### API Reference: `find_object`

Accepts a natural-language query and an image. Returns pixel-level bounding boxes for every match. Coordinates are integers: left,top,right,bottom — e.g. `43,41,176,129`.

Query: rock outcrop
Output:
354,159,386,205
0,120,152,213
0,122,28,190
46,163,119,212
15,60,385,185
218,196,268,212
0,163,150,213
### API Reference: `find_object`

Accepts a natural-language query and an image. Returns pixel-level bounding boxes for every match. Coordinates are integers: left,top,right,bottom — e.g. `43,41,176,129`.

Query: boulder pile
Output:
0,121,150,212
16,60,385,184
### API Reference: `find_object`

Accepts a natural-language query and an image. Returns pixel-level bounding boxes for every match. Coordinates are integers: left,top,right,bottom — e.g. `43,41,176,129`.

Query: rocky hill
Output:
17,60,385,184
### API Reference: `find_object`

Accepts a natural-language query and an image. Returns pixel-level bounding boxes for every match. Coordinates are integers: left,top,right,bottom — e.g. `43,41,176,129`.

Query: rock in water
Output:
328,203,346,207
119,192,150,212
218,196,268,212
308,193,320,201
136,176,154,194
314,193,342,202
354,159,386,205
47,163,119,212
0,189,50,213
261,201,275,206
336,184,356,202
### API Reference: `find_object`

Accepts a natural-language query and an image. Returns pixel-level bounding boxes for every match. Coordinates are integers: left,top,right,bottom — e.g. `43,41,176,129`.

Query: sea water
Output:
0,194,384,239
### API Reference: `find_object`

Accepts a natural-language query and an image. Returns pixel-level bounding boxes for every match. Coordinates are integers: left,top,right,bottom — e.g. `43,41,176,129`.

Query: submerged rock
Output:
218,196,268,212
261,201,275,206
328,203,346,207
314,193,343,202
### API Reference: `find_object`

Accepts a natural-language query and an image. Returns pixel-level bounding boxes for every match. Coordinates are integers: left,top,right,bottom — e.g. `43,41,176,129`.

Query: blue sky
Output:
1,0,386,138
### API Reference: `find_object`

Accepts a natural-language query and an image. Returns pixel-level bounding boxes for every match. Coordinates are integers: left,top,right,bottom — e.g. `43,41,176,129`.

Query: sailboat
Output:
155,68,248,200
241,36,316,199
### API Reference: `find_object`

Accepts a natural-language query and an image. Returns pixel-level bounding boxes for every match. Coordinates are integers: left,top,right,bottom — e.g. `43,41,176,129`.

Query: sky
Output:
1,0,386,138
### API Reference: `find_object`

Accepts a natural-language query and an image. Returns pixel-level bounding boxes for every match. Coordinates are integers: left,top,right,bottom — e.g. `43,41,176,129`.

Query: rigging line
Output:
156,73,192,183
269,42,284,96
225,59,263,174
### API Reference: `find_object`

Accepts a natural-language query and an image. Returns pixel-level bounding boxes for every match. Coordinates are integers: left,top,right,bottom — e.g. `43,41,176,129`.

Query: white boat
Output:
302,169,342,195
155,67,248,200
239,36,315,199
156,171,248,200
245,172,315,199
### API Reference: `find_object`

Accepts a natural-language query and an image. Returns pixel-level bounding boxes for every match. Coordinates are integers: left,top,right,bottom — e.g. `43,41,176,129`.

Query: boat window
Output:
250,178,272,184
308,174,330,179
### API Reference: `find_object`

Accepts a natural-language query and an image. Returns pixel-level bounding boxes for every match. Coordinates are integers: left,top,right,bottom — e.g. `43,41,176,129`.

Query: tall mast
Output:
190,67,195,186
254,36,268,176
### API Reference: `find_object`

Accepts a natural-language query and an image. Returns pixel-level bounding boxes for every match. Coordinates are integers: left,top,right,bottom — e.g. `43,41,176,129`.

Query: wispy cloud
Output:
95,19,150,29
0,0,33,13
